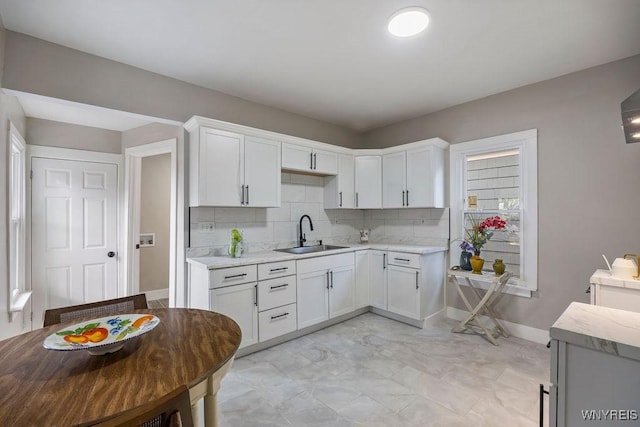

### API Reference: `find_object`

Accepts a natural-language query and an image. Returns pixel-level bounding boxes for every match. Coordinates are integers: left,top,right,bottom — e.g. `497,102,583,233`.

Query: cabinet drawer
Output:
210,265,257,289
259,303,297,342
387,251,421,269
258,276,296,311
258,260,296,280
297,252,354,275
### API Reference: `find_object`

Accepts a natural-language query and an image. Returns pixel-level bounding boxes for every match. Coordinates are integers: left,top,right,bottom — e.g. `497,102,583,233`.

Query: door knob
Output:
107,251,116,258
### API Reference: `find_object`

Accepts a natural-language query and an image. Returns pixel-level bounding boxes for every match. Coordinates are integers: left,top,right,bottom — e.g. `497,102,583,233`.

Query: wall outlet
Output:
200,222,215,232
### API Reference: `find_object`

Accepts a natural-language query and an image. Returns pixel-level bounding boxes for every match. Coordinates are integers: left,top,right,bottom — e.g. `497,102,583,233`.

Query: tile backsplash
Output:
187,173,449,257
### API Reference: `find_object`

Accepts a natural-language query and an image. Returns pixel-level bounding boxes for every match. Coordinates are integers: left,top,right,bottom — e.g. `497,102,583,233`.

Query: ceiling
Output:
1,0,639,132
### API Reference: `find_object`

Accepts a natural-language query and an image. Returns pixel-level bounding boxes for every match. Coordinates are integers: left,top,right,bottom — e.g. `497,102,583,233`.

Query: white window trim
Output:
8,122,31,319
450,129,538,296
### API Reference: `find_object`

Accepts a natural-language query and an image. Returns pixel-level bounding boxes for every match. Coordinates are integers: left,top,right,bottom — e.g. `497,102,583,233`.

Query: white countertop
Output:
550,302,640,362
590,269,640,290
187,243,447,269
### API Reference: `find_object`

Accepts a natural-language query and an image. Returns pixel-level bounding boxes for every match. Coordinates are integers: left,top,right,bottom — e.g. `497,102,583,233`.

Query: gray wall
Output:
26,117,122,154
363,54,640,331
140,153,171,292
3,31,362,149
0,19,29,339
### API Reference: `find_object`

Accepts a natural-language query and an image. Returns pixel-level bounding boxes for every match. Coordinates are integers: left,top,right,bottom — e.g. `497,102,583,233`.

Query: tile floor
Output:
217,313,550,427
148,298,169,309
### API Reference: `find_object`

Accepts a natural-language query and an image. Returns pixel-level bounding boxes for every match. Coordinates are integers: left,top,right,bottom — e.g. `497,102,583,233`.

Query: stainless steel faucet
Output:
299,215,314,247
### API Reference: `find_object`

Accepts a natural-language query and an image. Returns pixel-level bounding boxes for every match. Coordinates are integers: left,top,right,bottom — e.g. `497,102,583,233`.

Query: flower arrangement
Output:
459,215,507,256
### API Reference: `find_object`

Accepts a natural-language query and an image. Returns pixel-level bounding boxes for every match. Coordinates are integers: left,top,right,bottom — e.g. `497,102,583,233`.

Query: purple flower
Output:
459,241,475,253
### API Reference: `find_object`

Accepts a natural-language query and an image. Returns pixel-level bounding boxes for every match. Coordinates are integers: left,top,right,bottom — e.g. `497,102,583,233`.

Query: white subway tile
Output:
305,184,324,202
290,202,319,221
264,202,291,222
214,207,255,222
282,183,306,203
290,174,324,186
239,222,274,243
384,220,414,237
274,222,297,242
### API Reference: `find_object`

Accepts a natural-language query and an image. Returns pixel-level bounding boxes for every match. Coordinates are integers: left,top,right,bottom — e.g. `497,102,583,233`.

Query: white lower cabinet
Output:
258,303,297,342
257,261,297,342
387,265,421,320
369,250,387,310
297,253,355,329
354,250,370,309
210,282,259,349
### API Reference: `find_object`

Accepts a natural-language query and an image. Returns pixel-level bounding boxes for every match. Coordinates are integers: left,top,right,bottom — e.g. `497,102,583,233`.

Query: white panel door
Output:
369,250,387,310
329,265,355,318
382,151,406,208
243,136,280,207
210,282,258,348
354,156,382,209
355,250,370,308
31,158,118,327
200,128,243,206
387,266,421,320
406,146,433,208
297,270,329,329
312,148,338,175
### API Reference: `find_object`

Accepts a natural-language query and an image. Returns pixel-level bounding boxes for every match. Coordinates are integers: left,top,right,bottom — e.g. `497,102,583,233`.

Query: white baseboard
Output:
446,306,549,345
144,288,169,301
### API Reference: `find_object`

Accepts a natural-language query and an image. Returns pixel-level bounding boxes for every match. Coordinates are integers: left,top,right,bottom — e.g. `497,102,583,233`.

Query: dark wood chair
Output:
79,385,194,427
43,294,148,327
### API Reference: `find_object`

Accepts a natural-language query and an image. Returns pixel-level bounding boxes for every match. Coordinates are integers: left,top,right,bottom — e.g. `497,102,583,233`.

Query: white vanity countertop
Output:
187,244,448,269
550,302,640,362
590,269,640,290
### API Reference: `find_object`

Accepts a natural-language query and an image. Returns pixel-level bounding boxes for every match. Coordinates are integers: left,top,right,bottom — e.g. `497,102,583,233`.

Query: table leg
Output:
203,357,235,427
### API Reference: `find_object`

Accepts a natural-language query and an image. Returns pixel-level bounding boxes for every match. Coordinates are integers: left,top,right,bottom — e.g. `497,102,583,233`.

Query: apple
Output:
82,327,109,343
64,334,89,344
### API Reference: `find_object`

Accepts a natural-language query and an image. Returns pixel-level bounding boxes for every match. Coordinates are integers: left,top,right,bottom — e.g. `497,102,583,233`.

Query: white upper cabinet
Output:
186,118,281,207
282,142,338,175
382,142,446,208
324,154,355,209
354,156,382,209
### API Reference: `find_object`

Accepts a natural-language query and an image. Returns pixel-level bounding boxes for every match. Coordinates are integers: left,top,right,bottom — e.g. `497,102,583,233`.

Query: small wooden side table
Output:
448,269,513,345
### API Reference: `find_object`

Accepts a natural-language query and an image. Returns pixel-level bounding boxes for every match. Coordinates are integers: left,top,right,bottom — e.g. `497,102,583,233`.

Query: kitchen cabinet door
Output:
369,250,387,310
243,136,281,207
355,156,382,209
387,265,421,320
297,270,330,329
282,142,313,172
382,151,406,208
355,250,370,308
324,154,355,209
313,148,338,175
210,282,258,348
329,264,355,318
194,128,243,206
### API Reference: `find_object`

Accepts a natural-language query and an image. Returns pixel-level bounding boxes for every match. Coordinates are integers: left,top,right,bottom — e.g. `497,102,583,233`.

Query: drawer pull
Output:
395,258,411,262
271,312,289,320
224,273,247,279
269,284,289,290
416,271,419,290
269,267,288,272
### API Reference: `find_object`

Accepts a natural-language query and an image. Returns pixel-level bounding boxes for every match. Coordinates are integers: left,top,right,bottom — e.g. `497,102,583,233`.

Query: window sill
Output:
9,291,32,322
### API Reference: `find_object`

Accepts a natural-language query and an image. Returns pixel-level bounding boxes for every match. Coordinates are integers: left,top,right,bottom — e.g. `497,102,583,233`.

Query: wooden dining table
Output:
0,308,241,427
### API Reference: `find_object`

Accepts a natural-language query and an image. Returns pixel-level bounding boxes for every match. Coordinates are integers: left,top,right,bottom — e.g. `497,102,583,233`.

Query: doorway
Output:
124,139,178,306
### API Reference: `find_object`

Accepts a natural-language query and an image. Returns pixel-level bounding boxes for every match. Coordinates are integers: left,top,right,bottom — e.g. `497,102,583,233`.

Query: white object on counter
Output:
589,269,640,313
610,256,637,279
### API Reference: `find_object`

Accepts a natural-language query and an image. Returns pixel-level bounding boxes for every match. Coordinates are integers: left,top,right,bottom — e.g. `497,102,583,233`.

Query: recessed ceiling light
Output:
388,7,430,38
633,132,640,139
631,117,640,124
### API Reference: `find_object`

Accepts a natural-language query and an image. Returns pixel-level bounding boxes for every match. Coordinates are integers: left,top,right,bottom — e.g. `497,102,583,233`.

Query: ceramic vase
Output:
492,259,505,275
459,252,472,271
470,255,484,274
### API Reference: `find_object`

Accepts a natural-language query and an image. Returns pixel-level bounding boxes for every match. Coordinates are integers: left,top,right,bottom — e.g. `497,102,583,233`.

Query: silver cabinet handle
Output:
245,185,249,205
330,271,334,289
310,152,314,170
383,253,386,269
254,284,258,306
339,191,343,207
415,271,419,290
269,267,288,272
406,189,409,206
224,273,247,279
269,283,289,290
395,258,411,262
326,271,330,289
240,185,245,205
356,192,359,207
313,153,317,170
271,312,289,320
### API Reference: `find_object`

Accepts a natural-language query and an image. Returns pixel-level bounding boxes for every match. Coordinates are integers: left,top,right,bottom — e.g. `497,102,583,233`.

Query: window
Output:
450,129,537,295
8,122,29,313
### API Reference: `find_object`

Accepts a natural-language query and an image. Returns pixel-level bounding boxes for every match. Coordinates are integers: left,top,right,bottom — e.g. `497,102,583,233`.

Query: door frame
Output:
123,139,177,305
26,146,124,315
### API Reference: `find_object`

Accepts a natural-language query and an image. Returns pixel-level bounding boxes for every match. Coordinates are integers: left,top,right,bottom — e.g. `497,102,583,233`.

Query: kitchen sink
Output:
274,245,349,255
